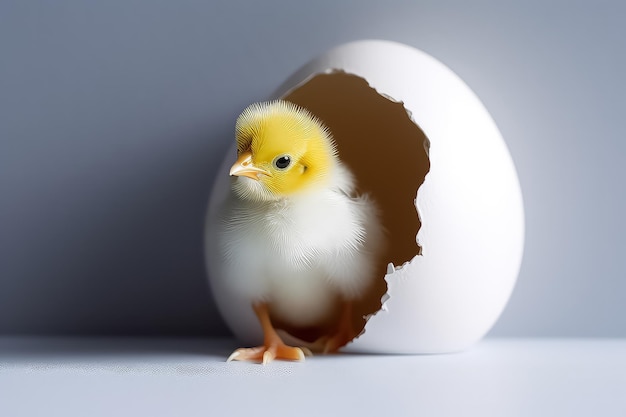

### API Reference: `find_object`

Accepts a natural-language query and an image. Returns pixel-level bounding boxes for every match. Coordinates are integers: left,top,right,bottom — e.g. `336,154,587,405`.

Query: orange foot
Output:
227,343,311,364
226,302,312,364
321,328,355,354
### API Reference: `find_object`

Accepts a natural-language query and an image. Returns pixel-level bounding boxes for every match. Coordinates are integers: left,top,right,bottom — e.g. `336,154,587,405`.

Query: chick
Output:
217,100,383,364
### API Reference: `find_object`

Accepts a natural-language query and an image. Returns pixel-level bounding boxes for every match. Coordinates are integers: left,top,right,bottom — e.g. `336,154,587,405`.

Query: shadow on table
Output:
0,337,238,360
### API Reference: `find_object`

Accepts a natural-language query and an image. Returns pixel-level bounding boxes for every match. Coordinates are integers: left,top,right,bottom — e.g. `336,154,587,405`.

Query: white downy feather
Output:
216,162,384,327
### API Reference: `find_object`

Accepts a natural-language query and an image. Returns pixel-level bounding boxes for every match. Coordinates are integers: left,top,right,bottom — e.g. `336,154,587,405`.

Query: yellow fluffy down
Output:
235,100,338,196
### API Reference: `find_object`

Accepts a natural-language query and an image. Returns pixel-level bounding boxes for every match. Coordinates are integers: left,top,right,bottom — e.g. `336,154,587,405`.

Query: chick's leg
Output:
306,301,356,354
227,302,310,364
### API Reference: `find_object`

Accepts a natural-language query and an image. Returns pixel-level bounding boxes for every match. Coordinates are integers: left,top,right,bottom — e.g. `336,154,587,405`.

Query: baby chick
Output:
217,100,383,364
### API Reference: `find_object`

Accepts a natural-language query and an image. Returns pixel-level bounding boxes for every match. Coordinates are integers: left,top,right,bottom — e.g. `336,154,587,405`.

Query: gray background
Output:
1,1,624,337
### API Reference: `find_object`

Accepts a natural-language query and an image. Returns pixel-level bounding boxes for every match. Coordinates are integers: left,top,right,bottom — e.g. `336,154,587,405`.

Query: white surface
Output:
1,338,624,417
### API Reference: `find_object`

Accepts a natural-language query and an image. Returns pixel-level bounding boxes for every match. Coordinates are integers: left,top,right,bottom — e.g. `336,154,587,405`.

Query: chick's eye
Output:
274,155,291,170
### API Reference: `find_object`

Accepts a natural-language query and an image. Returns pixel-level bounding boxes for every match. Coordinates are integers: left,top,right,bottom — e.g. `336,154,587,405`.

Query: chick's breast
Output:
217,169,383,328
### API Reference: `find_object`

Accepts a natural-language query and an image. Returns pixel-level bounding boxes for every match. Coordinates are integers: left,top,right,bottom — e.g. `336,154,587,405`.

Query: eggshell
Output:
205,40,524,354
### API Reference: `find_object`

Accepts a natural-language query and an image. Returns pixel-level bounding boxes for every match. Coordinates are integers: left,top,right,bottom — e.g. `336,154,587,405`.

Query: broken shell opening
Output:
279,71,431,344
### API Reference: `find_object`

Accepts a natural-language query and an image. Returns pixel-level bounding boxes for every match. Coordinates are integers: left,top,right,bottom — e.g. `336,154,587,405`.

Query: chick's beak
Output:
229,151,269,180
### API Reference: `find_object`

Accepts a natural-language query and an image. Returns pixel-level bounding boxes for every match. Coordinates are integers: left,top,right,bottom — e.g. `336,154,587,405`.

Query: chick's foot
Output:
227,302,312,364
227,342,311,364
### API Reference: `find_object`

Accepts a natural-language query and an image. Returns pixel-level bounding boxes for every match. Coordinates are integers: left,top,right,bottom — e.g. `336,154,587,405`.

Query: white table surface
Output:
1,337,624,417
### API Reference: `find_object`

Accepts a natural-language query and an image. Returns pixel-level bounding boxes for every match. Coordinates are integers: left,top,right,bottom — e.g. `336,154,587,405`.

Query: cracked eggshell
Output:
205,40,525,354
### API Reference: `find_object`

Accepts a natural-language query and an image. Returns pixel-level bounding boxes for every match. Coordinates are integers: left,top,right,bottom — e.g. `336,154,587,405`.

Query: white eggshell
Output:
205,40,524,354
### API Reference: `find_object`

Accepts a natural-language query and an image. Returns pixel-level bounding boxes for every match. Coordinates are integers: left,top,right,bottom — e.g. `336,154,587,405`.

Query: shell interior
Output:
281,71,431,342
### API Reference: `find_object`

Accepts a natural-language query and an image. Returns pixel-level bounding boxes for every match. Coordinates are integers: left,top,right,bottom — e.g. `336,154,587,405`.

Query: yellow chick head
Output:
230,100,337,201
